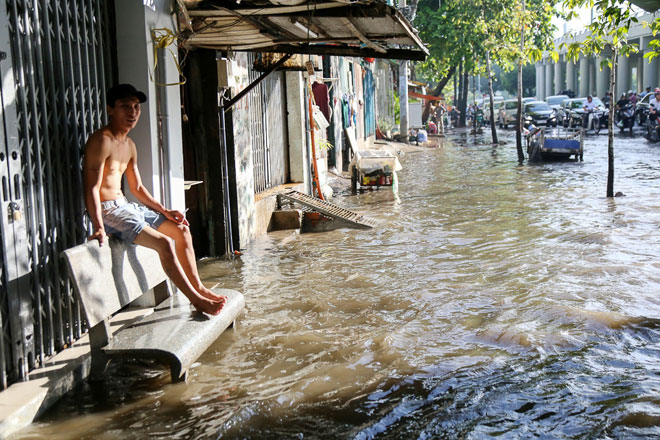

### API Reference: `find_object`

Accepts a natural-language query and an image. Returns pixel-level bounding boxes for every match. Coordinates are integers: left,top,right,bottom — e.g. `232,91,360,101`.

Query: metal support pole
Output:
218,93,235,257
156,47,172,209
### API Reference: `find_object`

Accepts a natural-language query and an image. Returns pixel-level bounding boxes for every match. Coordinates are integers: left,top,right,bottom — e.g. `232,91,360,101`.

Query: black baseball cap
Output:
106,84,147,107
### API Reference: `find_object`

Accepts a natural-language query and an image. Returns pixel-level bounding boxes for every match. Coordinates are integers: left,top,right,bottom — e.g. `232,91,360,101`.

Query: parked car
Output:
636,92,652,125
545,95,569,123
524,101,558,126
562,98,584,127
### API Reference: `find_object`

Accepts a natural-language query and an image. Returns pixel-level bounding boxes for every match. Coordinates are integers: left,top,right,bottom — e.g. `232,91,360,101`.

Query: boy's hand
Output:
88,229,107,247
165,209,189,226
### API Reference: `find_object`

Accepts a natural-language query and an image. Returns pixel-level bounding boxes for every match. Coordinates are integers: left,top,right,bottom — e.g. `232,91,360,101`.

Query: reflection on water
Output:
18,131,660,439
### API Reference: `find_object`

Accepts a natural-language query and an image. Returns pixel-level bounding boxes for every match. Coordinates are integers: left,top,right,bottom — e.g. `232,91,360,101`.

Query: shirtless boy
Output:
83,84,225,315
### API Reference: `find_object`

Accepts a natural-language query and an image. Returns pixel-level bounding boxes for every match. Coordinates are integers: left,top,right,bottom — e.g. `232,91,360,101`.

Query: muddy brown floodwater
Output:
16,129,660,439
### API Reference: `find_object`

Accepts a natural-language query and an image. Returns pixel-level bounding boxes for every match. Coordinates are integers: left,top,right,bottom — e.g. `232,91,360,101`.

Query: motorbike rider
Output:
616,93,630,109
647,88,660,139
629,90,638,106
648,88,660,123
616,93,630,123
602,92,611,108
583,95,598,129
640,86,652,99
649,88,660,115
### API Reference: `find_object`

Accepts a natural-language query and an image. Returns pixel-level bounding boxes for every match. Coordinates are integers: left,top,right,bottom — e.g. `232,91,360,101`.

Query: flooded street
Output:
18,129,660,439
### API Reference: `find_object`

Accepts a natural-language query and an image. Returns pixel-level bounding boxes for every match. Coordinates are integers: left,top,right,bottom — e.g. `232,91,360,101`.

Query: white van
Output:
497,98,535,127
497,100,518,128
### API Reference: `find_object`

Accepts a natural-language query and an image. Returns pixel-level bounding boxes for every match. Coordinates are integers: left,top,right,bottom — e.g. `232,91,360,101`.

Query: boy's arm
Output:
83,133,111,246
124,141,188,225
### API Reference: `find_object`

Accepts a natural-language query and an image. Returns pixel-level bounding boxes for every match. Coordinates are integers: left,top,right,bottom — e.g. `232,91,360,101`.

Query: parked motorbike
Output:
617,103,635,135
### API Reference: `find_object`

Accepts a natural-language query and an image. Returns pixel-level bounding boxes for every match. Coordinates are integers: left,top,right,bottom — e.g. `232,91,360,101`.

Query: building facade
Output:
536,11,660,100
0,0,408,394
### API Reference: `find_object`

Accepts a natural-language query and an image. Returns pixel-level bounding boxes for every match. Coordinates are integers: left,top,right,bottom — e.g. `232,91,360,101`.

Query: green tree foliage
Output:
561,0,640,64
415,0,558,150
414,0,558,87
499,64,537,95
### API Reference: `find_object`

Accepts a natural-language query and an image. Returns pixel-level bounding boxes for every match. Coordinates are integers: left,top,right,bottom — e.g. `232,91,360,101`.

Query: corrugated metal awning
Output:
178,0,428,61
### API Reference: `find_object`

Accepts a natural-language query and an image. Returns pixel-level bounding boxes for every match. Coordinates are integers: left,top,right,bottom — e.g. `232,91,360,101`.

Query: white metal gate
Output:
0,0,116,388
247,54,289,194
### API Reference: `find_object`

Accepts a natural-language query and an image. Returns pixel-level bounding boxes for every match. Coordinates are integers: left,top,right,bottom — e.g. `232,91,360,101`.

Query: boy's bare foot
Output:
197,285,228,303
192,296,226,316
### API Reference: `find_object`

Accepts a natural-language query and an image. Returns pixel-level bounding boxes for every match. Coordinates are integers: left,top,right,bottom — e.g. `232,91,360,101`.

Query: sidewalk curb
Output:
0,307,152,438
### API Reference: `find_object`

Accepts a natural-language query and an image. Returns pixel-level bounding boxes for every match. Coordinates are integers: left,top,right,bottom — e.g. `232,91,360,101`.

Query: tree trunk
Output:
432,65,457,96
607,49,617,197
486,51,498,144
515,0,525,164
459,66,468,127
458,60,464,126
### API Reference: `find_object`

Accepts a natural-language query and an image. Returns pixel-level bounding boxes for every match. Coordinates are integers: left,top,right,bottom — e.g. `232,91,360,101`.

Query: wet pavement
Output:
15,126,660,439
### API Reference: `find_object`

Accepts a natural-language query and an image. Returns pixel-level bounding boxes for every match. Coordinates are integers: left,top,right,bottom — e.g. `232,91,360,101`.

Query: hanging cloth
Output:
312,82,331,121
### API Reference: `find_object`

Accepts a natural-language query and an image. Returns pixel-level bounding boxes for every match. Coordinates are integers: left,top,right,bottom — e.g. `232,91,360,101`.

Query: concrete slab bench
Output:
61,237,244,382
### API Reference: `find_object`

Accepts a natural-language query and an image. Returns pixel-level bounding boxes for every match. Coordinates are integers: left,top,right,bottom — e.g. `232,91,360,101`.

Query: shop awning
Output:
177,0,428,61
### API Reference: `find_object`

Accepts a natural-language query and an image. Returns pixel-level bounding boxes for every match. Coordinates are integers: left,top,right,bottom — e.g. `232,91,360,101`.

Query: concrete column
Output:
545,60,554,99
554,59,565,94
540,63,546,99
579,55,590,97
114,0,186,210
589,60,597,96
642,36,659,90
536,63,544,99
617,54,631,98
637,54,644,92
566,57,577,93
285,72,308,186
399,61,409,138
595,55,610,98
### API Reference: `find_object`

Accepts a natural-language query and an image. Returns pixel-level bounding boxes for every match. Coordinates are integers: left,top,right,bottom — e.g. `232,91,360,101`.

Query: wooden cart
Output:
527,127,584,162
349,150,402,193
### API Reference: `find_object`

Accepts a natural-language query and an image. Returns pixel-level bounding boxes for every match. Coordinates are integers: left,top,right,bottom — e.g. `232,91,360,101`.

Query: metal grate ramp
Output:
279,191,378,230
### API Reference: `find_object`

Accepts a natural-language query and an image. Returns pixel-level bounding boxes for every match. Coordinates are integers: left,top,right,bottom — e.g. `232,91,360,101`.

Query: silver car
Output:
545,95,569,123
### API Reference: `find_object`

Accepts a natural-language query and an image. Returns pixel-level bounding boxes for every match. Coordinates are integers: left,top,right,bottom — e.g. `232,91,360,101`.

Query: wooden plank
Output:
340,18,387,53
191,43,428,61
188,2,348,17
197,29,262,36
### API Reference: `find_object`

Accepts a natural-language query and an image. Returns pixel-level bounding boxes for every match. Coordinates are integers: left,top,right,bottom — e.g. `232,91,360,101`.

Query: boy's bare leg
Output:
156,220,226,302
134,226,225,315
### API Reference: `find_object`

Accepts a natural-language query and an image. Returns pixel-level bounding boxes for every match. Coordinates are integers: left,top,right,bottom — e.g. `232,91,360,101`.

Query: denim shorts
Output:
101,198,166,243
